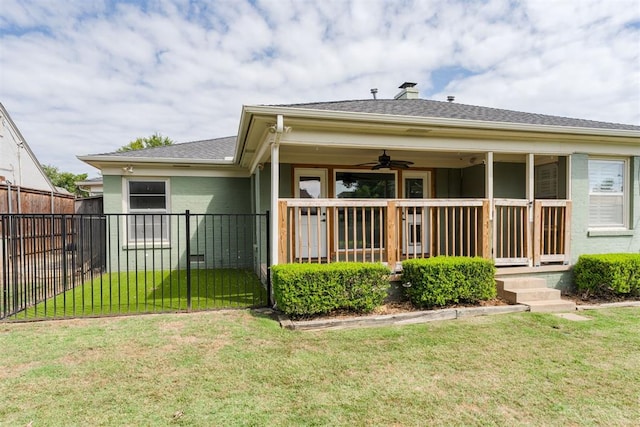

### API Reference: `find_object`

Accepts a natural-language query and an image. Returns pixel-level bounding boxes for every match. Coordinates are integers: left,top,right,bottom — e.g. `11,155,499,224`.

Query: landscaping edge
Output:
277,301,640,331
277,304,528,331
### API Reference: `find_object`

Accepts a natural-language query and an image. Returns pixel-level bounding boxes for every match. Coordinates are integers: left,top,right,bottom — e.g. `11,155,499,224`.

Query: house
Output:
78,83,640,292
76,177,104,196
0,102,74,213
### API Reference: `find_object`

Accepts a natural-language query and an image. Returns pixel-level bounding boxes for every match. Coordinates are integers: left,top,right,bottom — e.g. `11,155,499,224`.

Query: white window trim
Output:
588,157,629,230
402,171,432,199
122,177,171,246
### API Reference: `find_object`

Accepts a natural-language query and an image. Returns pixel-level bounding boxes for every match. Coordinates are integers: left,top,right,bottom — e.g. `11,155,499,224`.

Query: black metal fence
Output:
0,211,270,320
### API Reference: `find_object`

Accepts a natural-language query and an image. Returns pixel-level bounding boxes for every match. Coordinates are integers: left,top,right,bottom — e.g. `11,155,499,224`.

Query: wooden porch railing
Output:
533,200,572,266
493,199,530,266
278,199,491,267
391,199,491,266
278,198,570,268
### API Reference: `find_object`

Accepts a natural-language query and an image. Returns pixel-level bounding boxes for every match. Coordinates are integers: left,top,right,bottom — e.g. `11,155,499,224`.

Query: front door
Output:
403,172,432,255
294,168,328,259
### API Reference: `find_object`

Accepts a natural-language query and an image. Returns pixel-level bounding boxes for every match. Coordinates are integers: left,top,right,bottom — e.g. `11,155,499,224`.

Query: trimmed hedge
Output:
401,257,496,308
574,254,640,297
272,262,391,316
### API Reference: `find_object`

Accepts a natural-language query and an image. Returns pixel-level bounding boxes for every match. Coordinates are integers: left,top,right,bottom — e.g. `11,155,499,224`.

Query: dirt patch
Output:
564,292,640,306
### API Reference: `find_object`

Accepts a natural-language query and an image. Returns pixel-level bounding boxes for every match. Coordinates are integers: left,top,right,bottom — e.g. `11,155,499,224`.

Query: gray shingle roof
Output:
275,99,640,131
94,136,237,160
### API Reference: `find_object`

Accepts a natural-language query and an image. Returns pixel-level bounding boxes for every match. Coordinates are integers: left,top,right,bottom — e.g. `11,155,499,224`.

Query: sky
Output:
1,0,639,176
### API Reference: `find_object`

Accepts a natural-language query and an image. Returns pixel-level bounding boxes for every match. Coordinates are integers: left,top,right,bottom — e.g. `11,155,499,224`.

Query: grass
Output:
16,269,267,319
1,307,639,426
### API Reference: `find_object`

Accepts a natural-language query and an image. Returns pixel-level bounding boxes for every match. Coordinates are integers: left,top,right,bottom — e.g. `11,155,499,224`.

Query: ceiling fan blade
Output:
356,162,379,166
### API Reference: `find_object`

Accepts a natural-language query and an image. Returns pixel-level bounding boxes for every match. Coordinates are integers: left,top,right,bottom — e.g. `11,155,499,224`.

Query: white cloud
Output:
0,0,638,175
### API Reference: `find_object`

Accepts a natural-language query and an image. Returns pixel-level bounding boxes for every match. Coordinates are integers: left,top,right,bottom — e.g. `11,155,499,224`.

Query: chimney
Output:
394,82,419,100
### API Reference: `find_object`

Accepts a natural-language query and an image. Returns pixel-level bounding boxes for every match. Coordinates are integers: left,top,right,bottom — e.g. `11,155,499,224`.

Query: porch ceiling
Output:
278,146,556,169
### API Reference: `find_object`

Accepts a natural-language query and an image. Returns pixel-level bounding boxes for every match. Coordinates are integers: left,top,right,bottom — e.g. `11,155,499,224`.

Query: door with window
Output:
294,169,328,259
403,172,431,255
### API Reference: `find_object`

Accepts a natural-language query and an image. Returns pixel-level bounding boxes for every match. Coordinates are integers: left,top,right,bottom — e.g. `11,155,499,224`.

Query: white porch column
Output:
270,115,284,266
526,153,535,266
485,152,494,218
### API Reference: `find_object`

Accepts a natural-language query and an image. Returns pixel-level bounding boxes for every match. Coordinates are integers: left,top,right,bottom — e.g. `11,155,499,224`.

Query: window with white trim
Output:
588,159,627,228
127,180,169,242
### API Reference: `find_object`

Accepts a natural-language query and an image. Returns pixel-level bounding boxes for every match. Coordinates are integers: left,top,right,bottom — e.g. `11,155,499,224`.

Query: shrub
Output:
401,257,496,308
574,254,640,297
272,262,391,316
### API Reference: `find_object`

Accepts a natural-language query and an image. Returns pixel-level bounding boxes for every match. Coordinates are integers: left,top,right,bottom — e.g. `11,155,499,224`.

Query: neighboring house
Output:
0,102,74,213
78,83,640,289
76,177,104,196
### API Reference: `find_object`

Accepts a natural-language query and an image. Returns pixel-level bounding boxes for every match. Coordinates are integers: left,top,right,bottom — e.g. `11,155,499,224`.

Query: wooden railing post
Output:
481,200,491,259
278,200,288,264
533,201,542,266
386,201,397,270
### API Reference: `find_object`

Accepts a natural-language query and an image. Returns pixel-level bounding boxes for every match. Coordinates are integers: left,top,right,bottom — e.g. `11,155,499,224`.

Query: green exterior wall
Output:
435,169,462,197
569,154,640,263
101,175,259,273
257,163,292,213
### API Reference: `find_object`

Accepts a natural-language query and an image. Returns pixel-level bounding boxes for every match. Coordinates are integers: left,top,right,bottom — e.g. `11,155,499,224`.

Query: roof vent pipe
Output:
370,88,378,100
394,82,419,100
447,96,455,102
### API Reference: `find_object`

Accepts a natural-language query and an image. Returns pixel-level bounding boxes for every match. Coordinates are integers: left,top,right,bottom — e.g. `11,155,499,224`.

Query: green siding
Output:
171,176,251,214
102,175,257,273
570,155,640,263
459,163,526,199
102,175,123,213
461,164,485,198
258,163,292,213
435,168,462,198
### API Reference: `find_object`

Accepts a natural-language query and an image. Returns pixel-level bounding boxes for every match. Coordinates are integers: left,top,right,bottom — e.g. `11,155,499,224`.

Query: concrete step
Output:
496,277,548,294
522,300,576,313
502,287,561,304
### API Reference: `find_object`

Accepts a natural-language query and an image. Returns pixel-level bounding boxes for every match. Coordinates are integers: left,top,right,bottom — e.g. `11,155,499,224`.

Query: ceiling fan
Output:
357,150,414,170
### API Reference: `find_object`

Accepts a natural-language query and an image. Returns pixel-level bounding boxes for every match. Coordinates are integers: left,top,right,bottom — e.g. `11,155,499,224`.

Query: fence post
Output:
185,210,191,311
62,214,68,290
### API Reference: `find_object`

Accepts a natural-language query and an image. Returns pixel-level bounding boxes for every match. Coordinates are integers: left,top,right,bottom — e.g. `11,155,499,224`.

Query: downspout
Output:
270,115,284,267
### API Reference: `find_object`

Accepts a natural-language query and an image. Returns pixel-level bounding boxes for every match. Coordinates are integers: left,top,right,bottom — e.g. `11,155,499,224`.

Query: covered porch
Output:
239,112,576,270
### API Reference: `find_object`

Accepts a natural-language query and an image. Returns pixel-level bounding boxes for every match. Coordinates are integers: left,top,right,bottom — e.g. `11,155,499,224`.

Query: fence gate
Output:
1,212,270,321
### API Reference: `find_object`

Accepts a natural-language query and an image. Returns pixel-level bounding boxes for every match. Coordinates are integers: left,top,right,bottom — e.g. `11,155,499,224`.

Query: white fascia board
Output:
77,155,235,165
242,105,640,140
100,165,250,178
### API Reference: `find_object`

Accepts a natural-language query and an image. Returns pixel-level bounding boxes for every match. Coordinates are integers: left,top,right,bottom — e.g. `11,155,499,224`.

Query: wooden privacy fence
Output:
0,184,74,214
278,198,570,269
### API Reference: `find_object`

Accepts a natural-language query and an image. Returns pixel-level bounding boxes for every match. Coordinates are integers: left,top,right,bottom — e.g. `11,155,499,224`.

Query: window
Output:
127,180,169,242
588,159,627,228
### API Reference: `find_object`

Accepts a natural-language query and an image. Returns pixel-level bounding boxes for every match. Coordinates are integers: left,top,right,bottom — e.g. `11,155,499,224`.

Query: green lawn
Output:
1,308,639,426
16,269,267,319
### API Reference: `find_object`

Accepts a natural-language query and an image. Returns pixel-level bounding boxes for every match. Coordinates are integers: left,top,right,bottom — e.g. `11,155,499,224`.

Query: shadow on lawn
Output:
147,269,268,309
